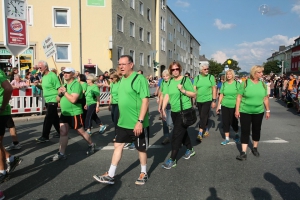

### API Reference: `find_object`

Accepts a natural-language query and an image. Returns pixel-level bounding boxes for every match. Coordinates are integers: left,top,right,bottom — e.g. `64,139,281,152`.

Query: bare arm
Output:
216,94,224,112
235,94,242,118
64,92,80,104
263,96,270,119
0,81,13,110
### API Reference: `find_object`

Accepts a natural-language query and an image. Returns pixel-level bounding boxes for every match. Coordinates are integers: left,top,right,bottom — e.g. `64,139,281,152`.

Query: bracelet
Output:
266,110,270,113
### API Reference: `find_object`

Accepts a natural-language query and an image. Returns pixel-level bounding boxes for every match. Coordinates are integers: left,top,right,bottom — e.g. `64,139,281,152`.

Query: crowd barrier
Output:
10,85,158,115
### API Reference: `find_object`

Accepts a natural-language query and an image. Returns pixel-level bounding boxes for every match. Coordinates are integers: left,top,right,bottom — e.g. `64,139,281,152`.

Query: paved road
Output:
2,98,300,200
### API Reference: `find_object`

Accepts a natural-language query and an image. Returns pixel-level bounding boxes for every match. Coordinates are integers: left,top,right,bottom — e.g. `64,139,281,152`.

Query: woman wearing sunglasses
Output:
161,61,196,169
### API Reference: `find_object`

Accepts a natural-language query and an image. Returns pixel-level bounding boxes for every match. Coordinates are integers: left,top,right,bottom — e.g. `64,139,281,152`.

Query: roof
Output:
199,55,209,61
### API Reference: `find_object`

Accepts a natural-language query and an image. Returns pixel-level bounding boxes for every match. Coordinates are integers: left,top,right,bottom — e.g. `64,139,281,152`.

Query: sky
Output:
168,0,300,72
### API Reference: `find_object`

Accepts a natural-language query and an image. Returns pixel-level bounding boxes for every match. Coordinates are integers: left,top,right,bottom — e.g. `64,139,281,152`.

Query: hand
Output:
158,106,162,114
162,109,167,120
84,105,87,110
216,107,220,114
235,111,240,119
156,97,159,103
108,105,111,111
177,84,183,90
133,122,143,136
211,102,216,109
265,112,270,120
96,107,100,113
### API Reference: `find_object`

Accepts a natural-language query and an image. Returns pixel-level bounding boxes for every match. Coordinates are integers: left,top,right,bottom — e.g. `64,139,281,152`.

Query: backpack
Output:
223,80,239,90
194,74,212,85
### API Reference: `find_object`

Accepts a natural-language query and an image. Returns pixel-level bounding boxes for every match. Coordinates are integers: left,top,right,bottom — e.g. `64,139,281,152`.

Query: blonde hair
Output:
250,65,264,80
161,69,170,76
86,74,97,83
225,69,235,81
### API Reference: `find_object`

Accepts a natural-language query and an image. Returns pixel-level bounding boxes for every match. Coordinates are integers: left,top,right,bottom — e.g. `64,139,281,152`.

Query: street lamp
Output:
149,50,157,76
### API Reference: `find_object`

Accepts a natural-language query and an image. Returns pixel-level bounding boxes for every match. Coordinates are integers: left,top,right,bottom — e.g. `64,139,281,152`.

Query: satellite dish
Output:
259,4,269,15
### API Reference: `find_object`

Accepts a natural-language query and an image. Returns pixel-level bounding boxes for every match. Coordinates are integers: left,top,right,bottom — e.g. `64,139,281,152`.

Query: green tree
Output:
263,60,281,75
222,59,241,72
208,59,223,76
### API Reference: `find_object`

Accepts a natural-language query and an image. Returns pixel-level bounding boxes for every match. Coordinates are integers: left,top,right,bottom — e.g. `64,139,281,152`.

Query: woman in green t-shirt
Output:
108,72,121,142
84,74,106,135
78,74,88,126
161,61,196,169
235,65,270,161
216,69,239,145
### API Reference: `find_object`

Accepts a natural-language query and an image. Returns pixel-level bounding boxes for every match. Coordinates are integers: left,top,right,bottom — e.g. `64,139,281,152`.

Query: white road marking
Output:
228,137,288,145
96,144,165,151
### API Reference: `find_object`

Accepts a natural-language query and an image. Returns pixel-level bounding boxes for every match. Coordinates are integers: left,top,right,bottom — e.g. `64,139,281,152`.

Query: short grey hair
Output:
38,60,48,70
199,63,209,71
86,74,97,83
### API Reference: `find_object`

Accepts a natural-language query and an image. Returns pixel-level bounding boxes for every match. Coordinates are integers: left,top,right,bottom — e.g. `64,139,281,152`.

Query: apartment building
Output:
0,0,200,77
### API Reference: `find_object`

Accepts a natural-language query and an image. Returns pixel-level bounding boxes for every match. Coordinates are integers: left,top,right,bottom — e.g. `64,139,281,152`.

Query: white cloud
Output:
175,0,190,8
211,51,228,63
292,2,300,17
238,35,297,48
213,19,236,30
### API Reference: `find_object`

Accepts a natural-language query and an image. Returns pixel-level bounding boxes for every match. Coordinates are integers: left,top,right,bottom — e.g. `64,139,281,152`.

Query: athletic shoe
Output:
204,130,209,138
93,172,115,184
6,156,23,173
0,173,8,184
0,190,5,200
135,173,148,185
182,148,195,159
99,125,107,134
86,143,96,155
234,134,240,143
124,143,132,148
251,148,260,157
36,136,49,143
52,152,66,161
161,137,170,145
128,143,135,150
236,152,247,161
161,158,176,169
5,142,21,150
221,140,230,145
197,134,202,142
53,133,60,138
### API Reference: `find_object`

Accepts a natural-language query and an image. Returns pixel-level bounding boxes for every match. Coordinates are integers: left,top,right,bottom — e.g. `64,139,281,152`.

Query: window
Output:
130,0,135,9
168,50,173,59
161,37,166,51
139,53,144,66
160,17,165,31
117,15,123,32
130,50,135,62
147,32,151,44
55,44,71,62
53,8,70,27
147,8,151,21
139,27,144,41
161,0,165,9
147,55,151,67
139,2,144,15
117,46,124,60
27,5,33,26
130,22,135,37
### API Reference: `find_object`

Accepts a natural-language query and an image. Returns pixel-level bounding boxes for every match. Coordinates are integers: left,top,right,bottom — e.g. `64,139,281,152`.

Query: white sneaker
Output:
5,143,22,150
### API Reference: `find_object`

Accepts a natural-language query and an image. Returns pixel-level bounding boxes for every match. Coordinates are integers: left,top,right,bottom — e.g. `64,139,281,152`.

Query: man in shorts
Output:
0,69,22,182
93,55,150,185
53,67,96,161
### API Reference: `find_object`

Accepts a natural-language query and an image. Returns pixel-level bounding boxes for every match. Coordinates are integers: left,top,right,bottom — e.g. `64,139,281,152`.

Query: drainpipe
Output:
79,0,82,73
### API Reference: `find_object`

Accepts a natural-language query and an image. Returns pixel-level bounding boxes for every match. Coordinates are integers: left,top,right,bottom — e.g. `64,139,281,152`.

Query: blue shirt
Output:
158,78,163,87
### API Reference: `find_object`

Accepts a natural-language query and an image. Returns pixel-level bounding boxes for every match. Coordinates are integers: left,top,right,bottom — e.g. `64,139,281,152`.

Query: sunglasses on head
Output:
171,68,180,72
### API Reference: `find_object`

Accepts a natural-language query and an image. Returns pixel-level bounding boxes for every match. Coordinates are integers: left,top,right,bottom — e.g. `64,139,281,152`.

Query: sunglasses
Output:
64,72,71,74
171,68,180,72
203,68,209,71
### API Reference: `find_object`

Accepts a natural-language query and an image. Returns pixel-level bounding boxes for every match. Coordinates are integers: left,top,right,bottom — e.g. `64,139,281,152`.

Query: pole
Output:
52,56,63,85
281,61,284,76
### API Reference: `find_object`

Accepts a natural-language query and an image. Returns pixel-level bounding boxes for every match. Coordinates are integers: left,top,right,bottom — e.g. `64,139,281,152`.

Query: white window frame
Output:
139,27,144,41
139,2,144,15
147,32,151,44
139,53,144,66
53,7,71,27
130,21,135,37
147,8,151,21
117,14,124,32
147,55,151,67
161,37,166,51
27,5,33,26
130,50,135,62
130,0,135,9
55,43,71,63
117,46,124,60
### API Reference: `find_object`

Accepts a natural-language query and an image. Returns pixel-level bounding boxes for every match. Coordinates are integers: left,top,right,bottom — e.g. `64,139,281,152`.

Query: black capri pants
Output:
221,106,238,133
197,101,211,129
240,112,264,144
171,111,192,150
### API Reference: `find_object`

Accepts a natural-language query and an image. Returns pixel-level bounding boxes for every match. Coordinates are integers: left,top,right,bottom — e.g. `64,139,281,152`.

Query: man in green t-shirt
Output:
0,69,22,182
54,68,96,161
93,55,150,186
35,60,61,143
193,64,217,141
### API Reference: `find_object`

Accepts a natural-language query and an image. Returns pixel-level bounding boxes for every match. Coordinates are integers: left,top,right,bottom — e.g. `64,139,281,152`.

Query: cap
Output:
63,67,75,73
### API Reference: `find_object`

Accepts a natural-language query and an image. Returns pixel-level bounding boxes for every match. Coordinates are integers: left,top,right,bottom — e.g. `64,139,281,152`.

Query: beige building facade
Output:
0,0,200,77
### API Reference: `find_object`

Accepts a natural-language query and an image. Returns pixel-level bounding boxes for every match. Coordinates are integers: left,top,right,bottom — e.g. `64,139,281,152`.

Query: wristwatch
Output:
138,119,144,123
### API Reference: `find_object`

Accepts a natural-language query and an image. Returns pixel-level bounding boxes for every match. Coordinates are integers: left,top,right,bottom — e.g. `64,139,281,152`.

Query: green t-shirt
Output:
42,71,61,103
160,80,169,97
220,81,240,108
81,82,88,92
60,80,83,116
193,74,216,103
238,80,267,114
110,81,120,104
85,84,99,106
117,71,150,129
166,77,194,112
0,70,11,116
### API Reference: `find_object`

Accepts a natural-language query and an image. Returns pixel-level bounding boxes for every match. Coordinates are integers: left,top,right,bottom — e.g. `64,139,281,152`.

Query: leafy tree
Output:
208,59,223,76
222,59,241,72
263,60,281,75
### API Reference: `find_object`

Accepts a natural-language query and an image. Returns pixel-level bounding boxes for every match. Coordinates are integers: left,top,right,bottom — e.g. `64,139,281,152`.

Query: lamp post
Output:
149,50,157,76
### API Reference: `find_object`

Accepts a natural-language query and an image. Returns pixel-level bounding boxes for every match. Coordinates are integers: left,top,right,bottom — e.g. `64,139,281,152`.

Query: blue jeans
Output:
162,108,173,137
111,104,119,137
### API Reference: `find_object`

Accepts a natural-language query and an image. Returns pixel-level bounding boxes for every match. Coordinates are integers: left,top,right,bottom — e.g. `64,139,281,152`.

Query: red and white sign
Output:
7,18,27,46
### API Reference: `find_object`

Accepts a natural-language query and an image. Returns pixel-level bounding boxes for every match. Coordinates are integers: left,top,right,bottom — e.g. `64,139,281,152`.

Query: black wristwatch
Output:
138,119,144,123
212,99,216,103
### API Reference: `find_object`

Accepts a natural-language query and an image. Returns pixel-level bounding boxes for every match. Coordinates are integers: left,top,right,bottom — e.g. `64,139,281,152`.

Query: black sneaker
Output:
135,173,148,185
53,133,60,138
251,148,260,157
86,143,96,155
93,172,115,184
6,156,23,173
0,172,9,183
36,136,49,143
236,152,247,161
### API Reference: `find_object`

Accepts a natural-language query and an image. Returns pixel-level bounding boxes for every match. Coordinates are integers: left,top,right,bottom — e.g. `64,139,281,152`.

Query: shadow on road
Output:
206,187,222,200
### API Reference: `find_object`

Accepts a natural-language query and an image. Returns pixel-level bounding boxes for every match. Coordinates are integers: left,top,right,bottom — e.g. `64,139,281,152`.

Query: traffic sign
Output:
42,35,56,58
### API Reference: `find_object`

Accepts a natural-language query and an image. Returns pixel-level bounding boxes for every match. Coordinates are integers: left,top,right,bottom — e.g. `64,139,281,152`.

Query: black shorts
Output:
0,115,15,136
115,126,149,151
59,114,83,130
